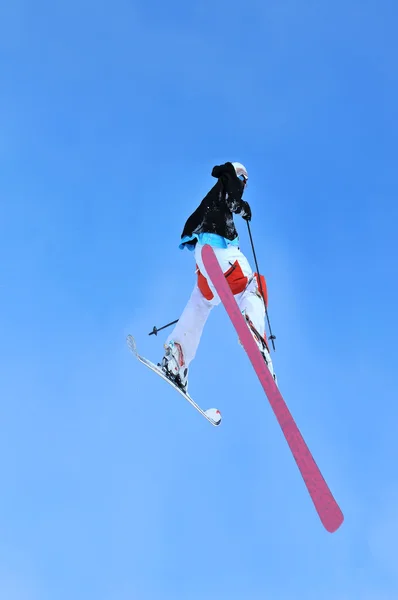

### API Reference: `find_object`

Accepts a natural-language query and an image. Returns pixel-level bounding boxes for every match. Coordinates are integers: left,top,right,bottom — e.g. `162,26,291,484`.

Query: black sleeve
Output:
211,162,247,216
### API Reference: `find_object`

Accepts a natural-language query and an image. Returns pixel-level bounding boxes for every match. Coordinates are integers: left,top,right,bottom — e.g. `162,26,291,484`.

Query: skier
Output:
161,161,277,391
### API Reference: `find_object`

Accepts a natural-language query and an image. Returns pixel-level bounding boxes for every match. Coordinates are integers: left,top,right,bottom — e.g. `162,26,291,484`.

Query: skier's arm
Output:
212,163,252,221
224,189,252,221
234,199,251,221
226,195,252,220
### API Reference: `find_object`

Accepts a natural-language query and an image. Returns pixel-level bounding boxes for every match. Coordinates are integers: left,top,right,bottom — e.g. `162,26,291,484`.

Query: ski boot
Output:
161,340,189,392
241,312,278,385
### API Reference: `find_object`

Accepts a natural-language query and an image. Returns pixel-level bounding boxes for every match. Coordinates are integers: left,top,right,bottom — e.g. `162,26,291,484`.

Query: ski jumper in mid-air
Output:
127,162,343,532
161,161,277,391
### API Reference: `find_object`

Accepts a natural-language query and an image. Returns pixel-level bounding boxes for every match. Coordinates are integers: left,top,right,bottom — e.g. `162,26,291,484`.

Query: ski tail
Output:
201,244,343,533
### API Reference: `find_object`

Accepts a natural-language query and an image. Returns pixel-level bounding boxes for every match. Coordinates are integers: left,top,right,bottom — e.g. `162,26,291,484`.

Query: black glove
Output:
241,201,252,221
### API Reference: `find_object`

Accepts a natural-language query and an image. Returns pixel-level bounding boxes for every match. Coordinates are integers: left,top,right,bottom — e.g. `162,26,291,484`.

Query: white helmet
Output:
231,162,248,183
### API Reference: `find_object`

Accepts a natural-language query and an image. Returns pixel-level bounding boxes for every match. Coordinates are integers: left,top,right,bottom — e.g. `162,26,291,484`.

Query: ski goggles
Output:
238,174,248,187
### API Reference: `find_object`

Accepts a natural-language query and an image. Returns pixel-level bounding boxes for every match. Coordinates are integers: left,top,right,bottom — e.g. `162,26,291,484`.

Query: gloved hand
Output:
241,201,252,221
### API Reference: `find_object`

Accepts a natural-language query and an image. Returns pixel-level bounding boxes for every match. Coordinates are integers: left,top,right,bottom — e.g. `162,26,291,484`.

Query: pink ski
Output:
201,244,344,533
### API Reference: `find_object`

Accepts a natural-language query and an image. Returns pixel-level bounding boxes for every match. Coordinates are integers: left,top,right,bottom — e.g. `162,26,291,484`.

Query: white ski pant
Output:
166,243,269,369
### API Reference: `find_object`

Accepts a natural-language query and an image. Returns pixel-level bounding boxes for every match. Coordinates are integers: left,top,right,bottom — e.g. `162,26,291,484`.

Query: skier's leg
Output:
165,284,213,366
198,243,277,383
162,283,214,390
236,276,277,383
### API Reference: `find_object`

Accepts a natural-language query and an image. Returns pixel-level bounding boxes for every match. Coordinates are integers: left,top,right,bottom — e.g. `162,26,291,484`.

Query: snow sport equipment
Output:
201,244,344,533
148,319,179,336
126,335,222,427
161,340,188,391
242,312,277,384
246,220,276,351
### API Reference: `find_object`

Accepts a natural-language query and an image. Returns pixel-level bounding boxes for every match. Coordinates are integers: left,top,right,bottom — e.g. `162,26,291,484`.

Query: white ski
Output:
126,335,222,427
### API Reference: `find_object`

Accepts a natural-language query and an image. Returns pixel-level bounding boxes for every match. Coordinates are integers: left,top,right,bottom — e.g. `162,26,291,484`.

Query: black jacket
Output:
180,162,250,247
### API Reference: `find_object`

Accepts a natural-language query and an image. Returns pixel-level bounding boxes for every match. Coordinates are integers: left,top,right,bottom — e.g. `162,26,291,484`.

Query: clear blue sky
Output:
1,0,397,598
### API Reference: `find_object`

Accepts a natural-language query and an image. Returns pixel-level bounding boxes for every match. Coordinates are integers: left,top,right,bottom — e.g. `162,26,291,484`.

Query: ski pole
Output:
148,319,178,336
246,220,276,351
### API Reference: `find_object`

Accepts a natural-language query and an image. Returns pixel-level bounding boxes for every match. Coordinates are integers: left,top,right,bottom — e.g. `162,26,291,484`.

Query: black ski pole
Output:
148,319,179,336
246,220,276,351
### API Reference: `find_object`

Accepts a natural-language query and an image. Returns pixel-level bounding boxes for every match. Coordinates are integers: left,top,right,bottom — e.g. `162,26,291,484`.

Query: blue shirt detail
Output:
179,233,239,251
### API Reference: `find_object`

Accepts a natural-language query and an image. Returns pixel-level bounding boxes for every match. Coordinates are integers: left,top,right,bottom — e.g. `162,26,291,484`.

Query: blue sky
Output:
1,0,398,598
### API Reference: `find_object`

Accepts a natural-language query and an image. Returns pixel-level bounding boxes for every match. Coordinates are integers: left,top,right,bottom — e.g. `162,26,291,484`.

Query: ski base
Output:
201,244,343,533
